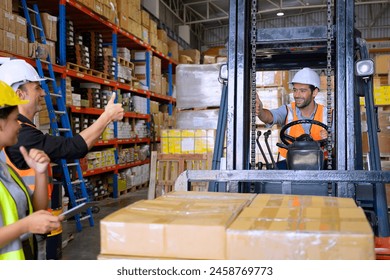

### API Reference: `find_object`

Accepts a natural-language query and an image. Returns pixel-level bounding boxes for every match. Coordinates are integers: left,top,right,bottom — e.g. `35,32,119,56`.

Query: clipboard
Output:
60,201,98,220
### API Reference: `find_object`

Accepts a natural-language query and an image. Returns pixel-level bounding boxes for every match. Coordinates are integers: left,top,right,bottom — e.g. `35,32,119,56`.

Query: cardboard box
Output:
249,193,358,208
179,49,201,64
157,29,168,43
158,191,256,203
1,0,12,12
362,127,390,154
149,32,158,47
3,10,15,33
41,13,57,41
375,54,390,75
141,9,150,28
167,39,179,61
15,15,27,37
152,56,161,76
100,192,254,259
149,19,157,34
3,30,16,53
226,194,375,260
16,36,28,57
226,212,375,260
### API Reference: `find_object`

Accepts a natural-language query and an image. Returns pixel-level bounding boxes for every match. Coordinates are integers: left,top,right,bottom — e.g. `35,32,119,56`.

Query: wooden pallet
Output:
118,56,134,69
94,194,110,201
148,152,212,199
67,62,110,79
119,181,149,196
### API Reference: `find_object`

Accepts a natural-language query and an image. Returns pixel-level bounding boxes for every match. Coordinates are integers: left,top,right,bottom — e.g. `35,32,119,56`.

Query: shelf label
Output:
104,80,110,84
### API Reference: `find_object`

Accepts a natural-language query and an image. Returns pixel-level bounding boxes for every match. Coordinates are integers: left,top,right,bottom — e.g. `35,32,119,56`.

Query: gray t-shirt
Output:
269,104,316,134
0,160,33,241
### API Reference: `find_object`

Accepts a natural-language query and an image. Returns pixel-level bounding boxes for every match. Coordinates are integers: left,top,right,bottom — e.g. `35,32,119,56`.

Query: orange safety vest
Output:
279,102,328,158
4,120,54,201
5,156,53,199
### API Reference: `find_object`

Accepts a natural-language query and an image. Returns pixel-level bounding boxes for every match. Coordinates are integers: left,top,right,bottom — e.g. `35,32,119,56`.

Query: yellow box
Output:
168,129,181,154
118,179,127,192
160,129,169,154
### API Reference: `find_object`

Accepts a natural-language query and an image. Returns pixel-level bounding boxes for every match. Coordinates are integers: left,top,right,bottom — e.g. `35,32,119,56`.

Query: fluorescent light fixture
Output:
277,11,284,16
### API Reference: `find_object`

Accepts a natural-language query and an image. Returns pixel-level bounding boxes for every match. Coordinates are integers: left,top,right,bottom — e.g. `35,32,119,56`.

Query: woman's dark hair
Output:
0,106,17,119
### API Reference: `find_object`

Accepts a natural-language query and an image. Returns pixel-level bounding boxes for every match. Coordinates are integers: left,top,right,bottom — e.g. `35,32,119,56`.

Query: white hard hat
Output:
291,67,320,89
0,59,45,91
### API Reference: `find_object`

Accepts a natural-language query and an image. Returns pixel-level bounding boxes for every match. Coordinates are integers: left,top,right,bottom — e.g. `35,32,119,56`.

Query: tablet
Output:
60,201,98,220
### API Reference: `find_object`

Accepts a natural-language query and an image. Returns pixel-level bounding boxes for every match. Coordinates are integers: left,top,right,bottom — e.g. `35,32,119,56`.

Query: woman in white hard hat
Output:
0,80,62,260
256,67,330,169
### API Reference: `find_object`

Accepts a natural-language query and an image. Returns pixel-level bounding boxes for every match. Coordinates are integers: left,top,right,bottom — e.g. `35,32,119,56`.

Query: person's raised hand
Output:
20,146,50,174
104,92,124,122
256,94,263,117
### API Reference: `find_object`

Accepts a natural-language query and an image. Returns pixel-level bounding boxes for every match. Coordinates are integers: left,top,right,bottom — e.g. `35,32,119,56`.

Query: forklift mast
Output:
174,0,390,237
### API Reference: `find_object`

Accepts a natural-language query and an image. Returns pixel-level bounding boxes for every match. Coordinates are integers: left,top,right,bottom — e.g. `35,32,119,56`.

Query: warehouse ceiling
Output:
160,0,390,29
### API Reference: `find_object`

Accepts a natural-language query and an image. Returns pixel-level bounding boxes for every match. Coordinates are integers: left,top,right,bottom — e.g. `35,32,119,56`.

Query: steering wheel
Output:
280,119,328,147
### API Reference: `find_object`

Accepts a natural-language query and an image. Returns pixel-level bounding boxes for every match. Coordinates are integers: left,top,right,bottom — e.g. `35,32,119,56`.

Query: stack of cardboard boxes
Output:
0,0,28,57
99,191,375,260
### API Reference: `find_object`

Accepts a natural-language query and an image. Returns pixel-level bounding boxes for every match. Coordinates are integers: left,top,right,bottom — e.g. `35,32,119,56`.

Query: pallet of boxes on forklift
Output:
99,191,375,260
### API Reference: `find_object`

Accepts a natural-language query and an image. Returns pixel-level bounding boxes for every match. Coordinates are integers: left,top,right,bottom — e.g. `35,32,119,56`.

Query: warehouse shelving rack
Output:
20,0,95,232
19,0,177,199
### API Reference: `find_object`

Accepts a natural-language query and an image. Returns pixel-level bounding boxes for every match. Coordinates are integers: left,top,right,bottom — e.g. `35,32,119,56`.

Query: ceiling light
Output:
277,11,284,16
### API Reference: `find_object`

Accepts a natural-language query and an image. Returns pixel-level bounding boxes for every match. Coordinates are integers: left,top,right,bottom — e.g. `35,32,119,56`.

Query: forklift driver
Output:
256,67,331,169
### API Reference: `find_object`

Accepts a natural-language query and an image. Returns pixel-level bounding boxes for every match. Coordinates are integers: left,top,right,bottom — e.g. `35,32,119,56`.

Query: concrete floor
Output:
59,188,148,260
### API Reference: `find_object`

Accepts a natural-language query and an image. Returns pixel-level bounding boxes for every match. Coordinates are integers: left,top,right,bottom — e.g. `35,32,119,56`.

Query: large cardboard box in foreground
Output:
100,191,256,259
100,192,375,260
226,194,375,260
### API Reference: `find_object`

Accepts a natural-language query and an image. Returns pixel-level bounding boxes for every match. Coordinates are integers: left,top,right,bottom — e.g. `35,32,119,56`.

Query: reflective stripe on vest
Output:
278,102,327,158
0,166,34,260
5,152,54,201
5,155,35,190
12,120,54,196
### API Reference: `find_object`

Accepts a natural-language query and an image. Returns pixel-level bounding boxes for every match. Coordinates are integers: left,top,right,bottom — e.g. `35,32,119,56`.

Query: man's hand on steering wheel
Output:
279,119,329,147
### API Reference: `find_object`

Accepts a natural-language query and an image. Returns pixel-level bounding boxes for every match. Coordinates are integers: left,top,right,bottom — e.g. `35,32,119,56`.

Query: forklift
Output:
174,0,390,258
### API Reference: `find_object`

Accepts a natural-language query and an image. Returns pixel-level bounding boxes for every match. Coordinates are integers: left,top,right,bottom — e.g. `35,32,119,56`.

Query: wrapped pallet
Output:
176,63,224,109
176,108,219,130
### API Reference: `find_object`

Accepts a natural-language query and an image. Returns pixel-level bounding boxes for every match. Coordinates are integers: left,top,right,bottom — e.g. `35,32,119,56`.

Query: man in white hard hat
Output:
0,58,124,259
0,58,124,170
256,67,330,169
